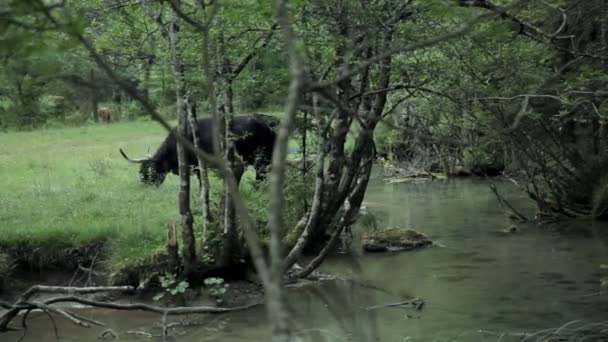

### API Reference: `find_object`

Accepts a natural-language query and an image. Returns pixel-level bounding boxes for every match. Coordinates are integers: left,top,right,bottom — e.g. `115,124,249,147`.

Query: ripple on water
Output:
451,264,482,270
555,279,576,285
538,272,566,281
437,275,472,282
470,256,498,263
450,251,480,258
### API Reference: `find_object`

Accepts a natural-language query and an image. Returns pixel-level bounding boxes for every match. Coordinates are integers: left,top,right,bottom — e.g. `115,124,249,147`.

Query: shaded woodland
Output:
2,0,608,340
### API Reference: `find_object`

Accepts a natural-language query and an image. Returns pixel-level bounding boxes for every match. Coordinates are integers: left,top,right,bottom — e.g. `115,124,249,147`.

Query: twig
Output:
0,286,133,331
18,306,58,342
99,329,118,339
77,264,107,278
489,183,529,222
309,9,499,92
2,293,261,332
86,252,99,286
126,330,153,337
65,310,106,327
27,301,90,328
365,297,425,311
41,295,261,315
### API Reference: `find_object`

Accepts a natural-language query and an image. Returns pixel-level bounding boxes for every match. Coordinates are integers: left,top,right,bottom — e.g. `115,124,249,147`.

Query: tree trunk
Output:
283,94,328,270
301,108,309,212
166,223,179,271
168,3,197,277
186,97,214,237
90,69,99,122
143,55,154,99
296,145,374,278
221,79,240,266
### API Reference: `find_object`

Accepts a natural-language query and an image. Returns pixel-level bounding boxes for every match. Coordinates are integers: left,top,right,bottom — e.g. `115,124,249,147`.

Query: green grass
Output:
0,113,314,284
0,119,209,275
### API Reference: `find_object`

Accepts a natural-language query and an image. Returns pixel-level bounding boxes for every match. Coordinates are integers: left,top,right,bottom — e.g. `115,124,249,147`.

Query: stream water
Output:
5,178,608,341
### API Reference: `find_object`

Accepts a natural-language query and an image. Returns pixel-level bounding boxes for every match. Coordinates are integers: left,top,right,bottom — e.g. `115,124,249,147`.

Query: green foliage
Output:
462,140,504,175
357,209,379,231
237,50,289,110
203,277,227,304
239,160,315,239
153,273,190,303
198,219,224,266
601,264,608,288
374,122,404,160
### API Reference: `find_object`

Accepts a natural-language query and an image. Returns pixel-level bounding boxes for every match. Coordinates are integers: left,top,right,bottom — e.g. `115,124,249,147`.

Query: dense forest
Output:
1,0,608,341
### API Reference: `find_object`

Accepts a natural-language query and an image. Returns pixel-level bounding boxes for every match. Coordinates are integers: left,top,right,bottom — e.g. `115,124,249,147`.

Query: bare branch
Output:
351,84,461,104
27,301,90,328
231,23,278,79
166,0,208,32
310,10,499,91
474,94,564,102
41,296,260,315
0,285,133,331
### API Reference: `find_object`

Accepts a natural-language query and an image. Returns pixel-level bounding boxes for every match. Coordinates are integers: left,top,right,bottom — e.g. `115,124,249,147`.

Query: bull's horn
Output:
119,148,149,163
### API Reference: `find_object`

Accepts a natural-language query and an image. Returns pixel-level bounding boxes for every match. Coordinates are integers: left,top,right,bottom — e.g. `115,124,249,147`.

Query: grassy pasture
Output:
0,119,242,281
0,114,314,288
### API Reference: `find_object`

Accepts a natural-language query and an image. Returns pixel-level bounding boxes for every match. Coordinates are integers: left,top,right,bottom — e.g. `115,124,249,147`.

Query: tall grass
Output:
0,120,200,274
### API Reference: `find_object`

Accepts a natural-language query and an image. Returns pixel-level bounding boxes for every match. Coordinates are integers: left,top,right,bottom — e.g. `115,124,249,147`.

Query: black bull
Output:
120,114,278,186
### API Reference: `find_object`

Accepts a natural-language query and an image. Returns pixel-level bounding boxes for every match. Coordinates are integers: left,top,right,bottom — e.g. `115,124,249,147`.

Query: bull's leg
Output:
254,164,268,182
235,163,245,185
192,167,202,189
253,149,272,182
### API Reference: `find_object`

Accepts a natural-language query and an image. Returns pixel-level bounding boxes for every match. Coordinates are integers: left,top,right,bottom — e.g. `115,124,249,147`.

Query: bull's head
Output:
119,149,167,186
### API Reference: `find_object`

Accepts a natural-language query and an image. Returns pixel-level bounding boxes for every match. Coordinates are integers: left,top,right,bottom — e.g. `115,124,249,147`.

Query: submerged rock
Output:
362,227,432,252
501,225,521,234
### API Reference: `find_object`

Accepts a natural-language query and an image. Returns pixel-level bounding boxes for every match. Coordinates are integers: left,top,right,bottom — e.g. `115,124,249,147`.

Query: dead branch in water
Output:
365,297,425,311
489,183,529,222
0,285,260,333
0,285,133,331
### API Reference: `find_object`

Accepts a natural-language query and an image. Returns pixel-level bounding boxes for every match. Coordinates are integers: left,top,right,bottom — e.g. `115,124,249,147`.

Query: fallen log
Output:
0,285,260,333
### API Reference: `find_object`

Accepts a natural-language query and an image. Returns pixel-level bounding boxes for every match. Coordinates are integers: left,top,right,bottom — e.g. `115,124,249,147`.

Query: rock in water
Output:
362,227,432,253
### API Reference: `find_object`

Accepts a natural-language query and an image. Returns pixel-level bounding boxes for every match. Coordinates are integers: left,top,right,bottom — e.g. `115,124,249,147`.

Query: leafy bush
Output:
240,163,315,236
203,277,227,304
153,273,190,304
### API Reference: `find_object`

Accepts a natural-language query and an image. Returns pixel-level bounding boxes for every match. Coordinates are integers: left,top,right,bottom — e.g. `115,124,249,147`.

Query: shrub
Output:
203,277,227,304
153,272,190,305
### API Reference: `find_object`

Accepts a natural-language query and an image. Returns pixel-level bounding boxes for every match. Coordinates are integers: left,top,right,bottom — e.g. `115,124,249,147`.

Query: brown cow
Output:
97,106,113,123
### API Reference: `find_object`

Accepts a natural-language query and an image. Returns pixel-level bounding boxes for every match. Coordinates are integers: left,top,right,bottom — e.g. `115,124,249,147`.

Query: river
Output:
5,178,608,341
